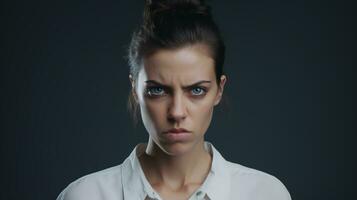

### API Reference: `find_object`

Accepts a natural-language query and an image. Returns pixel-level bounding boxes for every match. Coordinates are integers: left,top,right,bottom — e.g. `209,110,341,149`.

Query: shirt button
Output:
196,191,202,196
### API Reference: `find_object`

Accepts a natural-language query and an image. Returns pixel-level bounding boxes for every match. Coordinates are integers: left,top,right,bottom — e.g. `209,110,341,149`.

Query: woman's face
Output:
131,44,226,156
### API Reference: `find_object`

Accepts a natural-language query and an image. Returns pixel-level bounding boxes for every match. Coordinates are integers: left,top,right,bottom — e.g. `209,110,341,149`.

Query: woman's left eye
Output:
146,87,165,96
191,87,206,96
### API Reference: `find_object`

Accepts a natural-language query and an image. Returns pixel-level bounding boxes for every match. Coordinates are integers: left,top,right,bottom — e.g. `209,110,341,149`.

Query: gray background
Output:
1,0,355,199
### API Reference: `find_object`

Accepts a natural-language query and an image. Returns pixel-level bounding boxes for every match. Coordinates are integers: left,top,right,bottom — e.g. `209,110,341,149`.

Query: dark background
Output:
1,0,355,199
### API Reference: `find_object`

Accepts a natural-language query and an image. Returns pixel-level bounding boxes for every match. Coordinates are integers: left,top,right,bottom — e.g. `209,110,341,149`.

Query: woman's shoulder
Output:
225,161,292,200
56,163,125,200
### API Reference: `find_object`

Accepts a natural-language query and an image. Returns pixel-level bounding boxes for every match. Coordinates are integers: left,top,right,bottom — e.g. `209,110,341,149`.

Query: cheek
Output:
140,99,167,130
193,103,214,121
189,96,216,125
191,105,214,136
190,92,217,112
145,101,166,119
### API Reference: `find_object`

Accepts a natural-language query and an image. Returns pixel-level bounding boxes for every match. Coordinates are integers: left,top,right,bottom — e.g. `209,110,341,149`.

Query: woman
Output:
57,0,291,199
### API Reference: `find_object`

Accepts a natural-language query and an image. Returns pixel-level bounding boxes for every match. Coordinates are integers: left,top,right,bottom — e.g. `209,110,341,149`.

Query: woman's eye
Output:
146,87,165,96
191,87,206,96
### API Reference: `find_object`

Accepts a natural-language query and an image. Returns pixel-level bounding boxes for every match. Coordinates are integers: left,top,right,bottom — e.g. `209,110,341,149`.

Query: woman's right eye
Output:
146,86,165,96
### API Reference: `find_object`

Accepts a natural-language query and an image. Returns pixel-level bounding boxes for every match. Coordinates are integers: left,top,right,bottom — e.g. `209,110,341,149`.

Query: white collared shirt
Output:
57,142,291,200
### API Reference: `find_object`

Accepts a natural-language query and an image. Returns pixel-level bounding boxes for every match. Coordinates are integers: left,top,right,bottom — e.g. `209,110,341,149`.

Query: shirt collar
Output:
121,143,157,199
202,142,232,199
121,141,231,200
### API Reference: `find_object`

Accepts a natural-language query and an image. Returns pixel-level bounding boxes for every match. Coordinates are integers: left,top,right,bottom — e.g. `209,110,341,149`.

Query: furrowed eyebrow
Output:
145,80,211,89
145,80,165,85
182,80,211,89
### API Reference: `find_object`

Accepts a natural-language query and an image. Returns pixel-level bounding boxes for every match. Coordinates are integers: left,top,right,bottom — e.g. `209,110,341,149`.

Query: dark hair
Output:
128,0,225,123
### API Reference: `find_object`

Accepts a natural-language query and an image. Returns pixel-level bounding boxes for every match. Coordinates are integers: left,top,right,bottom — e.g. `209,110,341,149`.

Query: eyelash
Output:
145,86,207,97
190,87,206,96
146,86,165,97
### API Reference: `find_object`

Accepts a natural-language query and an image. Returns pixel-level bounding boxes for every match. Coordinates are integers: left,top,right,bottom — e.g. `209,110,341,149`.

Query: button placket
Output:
188,190,205,200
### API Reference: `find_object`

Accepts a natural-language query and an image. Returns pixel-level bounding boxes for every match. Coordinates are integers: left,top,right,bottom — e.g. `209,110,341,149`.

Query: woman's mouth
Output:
163,128,191,142
166,128,190,133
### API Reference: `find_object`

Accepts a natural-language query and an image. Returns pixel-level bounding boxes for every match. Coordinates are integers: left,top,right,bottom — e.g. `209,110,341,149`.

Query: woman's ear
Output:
214,75,227,106
129,74,138,102
129,74,135,88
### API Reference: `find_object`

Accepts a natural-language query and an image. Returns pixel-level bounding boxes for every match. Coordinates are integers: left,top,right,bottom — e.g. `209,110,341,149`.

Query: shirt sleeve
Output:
247,173,292,200
55,165,124,200
230,166,292,200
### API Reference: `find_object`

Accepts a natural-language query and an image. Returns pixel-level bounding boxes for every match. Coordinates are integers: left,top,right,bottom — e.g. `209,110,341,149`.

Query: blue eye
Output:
191,87,206,96
147,87,165,96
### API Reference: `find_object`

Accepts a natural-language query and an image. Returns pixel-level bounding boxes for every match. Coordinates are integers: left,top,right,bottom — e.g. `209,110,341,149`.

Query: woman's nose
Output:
167,94,187,122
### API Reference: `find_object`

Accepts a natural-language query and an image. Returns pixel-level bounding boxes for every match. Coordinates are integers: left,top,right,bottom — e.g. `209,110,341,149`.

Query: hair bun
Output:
146,0,206,7
144,0,211,20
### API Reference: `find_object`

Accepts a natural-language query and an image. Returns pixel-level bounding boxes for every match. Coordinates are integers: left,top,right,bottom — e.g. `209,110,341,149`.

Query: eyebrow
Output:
145,80,211,89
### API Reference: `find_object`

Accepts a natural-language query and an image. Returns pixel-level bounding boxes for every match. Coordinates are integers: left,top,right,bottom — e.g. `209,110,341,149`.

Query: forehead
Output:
141,45,215,84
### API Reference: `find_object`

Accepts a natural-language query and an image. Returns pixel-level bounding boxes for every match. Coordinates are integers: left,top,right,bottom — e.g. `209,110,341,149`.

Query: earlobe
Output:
214,75,227,106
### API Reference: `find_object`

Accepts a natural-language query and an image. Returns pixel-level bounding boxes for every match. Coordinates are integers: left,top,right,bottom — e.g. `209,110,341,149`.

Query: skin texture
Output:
130,44,226,199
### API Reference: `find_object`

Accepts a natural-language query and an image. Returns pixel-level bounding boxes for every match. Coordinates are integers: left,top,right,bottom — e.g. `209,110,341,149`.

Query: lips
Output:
163,128,191,142
165,128,190,134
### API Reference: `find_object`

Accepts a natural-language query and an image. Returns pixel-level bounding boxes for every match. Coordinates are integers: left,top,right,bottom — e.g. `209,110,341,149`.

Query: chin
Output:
159,141,196,156
160,141,200,156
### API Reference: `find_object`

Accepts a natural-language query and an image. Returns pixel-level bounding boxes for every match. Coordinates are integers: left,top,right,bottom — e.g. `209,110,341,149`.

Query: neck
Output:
140,138,212,190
